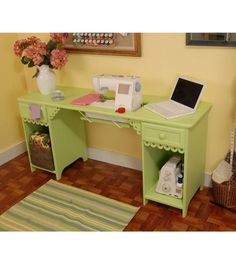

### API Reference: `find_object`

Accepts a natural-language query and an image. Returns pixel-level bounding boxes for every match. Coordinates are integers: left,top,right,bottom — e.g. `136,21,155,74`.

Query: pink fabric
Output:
71,94,101,105
29,104,41,120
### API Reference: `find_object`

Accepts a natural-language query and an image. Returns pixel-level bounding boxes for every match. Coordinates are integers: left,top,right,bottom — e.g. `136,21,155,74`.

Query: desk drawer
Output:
142,123,185,148
19,103,48,123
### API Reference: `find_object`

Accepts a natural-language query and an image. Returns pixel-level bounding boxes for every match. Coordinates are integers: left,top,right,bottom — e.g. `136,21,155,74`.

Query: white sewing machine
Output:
92,74,142,111
156,156,183,198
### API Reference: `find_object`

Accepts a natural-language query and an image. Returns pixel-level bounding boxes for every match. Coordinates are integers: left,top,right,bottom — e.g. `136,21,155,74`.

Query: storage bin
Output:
212,152,236,208
29,132,54,171
212,179,236,208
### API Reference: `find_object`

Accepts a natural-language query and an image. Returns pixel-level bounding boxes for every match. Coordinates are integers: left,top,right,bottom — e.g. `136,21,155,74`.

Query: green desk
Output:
18,86,212,217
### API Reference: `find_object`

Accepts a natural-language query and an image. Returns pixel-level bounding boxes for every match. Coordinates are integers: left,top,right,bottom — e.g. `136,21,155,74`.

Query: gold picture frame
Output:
65,33,141,57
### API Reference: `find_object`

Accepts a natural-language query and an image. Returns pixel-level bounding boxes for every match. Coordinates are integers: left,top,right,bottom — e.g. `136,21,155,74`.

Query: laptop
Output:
144,77,205,119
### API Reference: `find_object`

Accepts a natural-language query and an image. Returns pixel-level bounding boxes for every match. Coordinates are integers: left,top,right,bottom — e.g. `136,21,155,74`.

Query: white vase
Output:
36,65,56,95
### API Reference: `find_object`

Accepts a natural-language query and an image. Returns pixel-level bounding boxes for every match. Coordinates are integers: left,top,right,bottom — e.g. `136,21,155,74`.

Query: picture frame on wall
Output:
65,33,141,57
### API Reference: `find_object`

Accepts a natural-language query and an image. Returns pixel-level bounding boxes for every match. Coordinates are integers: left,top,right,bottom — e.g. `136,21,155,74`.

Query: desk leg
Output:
182,208,187,218
143,197,148,205
55,170,62,180
48,108,88,180
183,115,208,217
30,165,36,173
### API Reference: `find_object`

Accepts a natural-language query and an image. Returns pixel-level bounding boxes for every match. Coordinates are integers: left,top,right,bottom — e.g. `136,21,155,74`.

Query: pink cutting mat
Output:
71,94,101,105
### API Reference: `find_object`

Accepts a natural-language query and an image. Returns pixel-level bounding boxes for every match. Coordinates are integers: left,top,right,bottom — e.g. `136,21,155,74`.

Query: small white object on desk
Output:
51,90,64,101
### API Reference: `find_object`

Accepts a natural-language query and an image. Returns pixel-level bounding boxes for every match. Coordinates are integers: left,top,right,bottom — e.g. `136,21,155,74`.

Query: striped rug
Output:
0,180,139,231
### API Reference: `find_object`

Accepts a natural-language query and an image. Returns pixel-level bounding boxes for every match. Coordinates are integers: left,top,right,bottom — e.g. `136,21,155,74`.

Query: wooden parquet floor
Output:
0,153,236,231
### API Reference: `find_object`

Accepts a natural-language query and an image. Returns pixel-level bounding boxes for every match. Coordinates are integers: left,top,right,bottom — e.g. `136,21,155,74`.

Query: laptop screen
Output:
171,78,204,109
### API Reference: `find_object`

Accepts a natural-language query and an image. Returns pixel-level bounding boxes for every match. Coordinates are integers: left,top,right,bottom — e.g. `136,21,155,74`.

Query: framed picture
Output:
65,33,141,57
186,33,236,47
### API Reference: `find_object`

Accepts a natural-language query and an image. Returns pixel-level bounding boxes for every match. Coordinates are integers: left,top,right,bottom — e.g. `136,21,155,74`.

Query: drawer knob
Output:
159,133,166,140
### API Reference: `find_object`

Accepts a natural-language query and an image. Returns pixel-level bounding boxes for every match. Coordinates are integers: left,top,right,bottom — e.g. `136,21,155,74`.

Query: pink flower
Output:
22,45,44,65
22,45,34,58
22,41,47,66
32,54,44,65
50,33,68,44
35,41,47,56
13,39,27,57
50,48,68,69
27,36,41,45
13,34,68,71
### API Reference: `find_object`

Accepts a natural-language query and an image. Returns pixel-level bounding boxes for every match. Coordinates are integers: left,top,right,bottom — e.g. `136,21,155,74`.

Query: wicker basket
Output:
29,132,54,171
29,144,55,171
29,143,55,171
212,151,236,208
212,179,236,208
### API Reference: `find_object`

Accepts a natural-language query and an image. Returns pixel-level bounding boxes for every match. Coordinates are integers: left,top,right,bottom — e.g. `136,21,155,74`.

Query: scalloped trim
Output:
143,141,184,153
129,120,141,135
23,118,48,126
48,107,60,120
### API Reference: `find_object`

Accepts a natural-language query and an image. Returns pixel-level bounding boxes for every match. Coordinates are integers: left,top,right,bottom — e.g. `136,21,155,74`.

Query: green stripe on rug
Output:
0,180,139,231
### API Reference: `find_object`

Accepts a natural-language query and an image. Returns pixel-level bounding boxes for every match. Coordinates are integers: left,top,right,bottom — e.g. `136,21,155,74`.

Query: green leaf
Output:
57,43,63,48
32,68,39,78
28,60,35,68
42,135,50,146
42,55,50,66
21,56,30,64
23,43,29,49
47,40,57,51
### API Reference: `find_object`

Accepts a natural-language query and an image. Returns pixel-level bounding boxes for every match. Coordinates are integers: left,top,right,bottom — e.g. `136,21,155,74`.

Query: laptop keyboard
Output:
158,101,189,114
144,101,192,118
150,105,177,117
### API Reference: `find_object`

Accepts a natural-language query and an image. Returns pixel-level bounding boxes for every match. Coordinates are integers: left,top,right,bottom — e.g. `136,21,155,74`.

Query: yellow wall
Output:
17,33,236,173
0,33,27,152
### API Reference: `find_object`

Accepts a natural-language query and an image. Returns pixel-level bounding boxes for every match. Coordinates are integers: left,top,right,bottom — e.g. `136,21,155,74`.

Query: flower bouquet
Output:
13,33,68,95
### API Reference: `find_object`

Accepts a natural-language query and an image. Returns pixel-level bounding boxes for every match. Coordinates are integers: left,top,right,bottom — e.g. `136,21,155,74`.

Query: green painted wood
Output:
31,164,56,174
142,142,183,208
145,184,183,209
142,122,186,149
182,115,209,217
22,122,49,173
142,145,160,204
19,103,48,124
18,86,212,129
47,107,87,180
18,86,212,217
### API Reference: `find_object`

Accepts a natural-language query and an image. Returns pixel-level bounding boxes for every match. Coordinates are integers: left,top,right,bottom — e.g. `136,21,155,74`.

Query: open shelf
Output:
31,164,56,174
145,184,183,209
